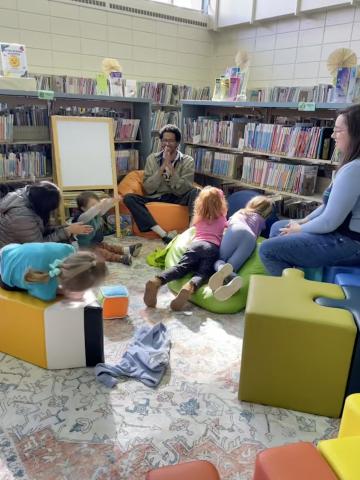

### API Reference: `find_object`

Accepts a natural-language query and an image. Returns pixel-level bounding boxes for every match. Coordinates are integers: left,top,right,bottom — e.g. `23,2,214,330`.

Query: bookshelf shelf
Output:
195,171,323,203
181,100,350,110
0,140,51,145
114,139,141,144
0,176,52,184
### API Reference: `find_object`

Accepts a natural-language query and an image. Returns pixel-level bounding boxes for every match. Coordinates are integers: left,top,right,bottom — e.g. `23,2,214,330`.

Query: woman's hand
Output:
279,222,302,235
66,222,94,236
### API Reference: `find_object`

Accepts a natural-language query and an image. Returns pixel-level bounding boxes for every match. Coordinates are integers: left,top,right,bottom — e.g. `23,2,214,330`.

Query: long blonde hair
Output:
193,186,227,222
239,195,273,219
25,251,108,292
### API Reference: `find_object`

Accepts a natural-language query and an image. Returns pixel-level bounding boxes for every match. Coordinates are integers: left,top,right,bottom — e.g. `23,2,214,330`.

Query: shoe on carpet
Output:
162,230,178,244
170,283,194,311
129,243,143,257
144,278,162,307
214,276,243,301
208,263,234,292
120,254,132,266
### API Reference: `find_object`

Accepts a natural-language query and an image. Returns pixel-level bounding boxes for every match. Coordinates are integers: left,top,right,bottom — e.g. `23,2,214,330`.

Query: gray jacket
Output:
143,151,195,198
0,188,69,248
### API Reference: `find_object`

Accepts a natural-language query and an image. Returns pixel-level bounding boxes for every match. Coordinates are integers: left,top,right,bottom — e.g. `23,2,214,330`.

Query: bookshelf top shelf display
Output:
181,100,350,110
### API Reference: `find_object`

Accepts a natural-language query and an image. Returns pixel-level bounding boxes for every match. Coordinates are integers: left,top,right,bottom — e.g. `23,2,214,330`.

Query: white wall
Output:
213,5,360,89
0,0,213,87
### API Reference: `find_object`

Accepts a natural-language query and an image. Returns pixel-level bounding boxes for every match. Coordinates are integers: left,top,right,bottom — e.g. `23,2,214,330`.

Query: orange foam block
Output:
97,285,129,320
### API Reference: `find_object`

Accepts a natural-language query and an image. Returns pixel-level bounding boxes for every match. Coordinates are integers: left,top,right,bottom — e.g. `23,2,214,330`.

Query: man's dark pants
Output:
123,188,200,232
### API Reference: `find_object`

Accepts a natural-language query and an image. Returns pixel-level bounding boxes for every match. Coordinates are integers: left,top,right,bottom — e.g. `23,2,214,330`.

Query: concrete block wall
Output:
213,5,360,89
0,0,212,87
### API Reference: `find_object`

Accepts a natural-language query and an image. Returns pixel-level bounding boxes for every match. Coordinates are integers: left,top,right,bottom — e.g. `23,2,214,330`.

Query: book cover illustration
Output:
0,43,28,77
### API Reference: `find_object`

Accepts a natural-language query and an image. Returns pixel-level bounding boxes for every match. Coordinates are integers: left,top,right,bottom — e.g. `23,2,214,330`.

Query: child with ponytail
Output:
144,186,228,311
208,195,273,301
0,242,108,301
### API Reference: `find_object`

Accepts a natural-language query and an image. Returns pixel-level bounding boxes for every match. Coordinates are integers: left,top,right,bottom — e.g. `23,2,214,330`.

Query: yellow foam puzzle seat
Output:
0,288,104,369
339,394,360,438
318,436,360,479
239,269,356,417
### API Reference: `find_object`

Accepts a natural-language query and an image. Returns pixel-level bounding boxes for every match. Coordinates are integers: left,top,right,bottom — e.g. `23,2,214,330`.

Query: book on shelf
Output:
114,119,140,141
183,116,246,148
333,67,358,103
95,73,109,96
185,145,242,179
0,114,14,142
115,149,139,175
151,110,180,131
109,72,123,97
248,83,334,103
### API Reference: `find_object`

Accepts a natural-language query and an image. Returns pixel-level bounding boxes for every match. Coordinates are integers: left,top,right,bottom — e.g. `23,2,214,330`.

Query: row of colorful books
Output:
34,74,96,95
241,156,318,196
185,145,240,178
244,123,334,160
151,110,180,131
248,84,335,103
114,119,140,141
136,82,210,104
0,114,14,141
183,116,246,148
115,149,139,174
0,150,48,179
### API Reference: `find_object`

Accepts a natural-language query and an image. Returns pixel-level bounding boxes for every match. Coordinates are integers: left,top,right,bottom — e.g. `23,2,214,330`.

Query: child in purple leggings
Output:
209,195,273,301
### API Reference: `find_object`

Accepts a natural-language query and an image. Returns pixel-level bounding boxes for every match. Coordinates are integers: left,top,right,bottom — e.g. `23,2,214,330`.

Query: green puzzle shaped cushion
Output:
164,227,267,313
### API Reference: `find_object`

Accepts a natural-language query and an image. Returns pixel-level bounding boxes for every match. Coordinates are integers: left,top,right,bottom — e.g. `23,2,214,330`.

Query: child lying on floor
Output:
144,186,228,311
75,191,142,265
0,242,107,301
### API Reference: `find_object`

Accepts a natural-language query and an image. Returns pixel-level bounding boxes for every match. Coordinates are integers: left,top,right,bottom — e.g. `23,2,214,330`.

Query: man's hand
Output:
161,146,175,174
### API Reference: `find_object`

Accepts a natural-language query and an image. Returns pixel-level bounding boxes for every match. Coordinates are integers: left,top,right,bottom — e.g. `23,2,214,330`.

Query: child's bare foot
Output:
144,277,162,307
170,282,194,311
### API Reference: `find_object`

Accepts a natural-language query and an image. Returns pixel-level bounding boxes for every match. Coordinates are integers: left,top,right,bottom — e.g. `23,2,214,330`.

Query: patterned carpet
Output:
0,236,339,480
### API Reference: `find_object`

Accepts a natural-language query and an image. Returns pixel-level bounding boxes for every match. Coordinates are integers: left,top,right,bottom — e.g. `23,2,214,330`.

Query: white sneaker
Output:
208,263,234,292
214,276,243,301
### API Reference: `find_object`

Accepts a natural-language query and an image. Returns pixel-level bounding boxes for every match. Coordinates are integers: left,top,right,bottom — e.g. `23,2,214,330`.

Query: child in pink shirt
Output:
144,186,228,311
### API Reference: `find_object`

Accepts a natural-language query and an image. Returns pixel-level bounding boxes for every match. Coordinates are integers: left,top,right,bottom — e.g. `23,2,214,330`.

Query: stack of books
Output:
241,156,318,196
115,149,139,174
114,119,140,141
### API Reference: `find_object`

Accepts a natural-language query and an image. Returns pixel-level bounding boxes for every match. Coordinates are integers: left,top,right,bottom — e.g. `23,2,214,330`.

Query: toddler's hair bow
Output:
49,259,63,278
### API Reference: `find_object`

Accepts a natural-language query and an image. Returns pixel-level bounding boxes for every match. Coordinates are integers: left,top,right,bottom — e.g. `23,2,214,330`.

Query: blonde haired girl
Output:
209,195,273,301
0,242,107,301
144,186,228,311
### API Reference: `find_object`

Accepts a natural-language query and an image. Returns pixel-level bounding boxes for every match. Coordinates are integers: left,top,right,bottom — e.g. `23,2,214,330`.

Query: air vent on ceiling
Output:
71,0,106,6
108,3,207,27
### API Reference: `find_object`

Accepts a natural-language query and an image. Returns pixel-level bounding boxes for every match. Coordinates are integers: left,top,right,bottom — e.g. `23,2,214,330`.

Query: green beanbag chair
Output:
165,227,267,314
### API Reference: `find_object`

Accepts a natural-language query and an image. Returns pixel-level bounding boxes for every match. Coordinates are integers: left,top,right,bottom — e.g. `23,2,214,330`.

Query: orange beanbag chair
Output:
118,170,190,238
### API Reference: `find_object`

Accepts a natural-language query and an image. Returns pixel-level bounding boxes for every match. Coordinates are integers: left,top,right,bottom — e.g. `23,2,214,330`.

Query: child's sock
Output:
119,254,132,266
144,277,162,307
151,225,167,238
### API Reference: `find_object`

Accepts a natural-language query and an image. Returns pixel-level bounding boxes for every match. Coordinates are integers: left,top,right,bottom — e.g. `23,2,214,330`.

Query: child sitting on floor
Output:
0,242,107,301
144,186,228,311
75,191,142,265
208,195,273,301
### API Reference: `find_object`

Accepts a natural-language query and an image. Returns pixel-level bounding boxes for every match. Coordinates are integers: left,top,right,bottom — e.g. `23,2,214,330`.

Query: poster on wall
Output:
0,43,28,77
